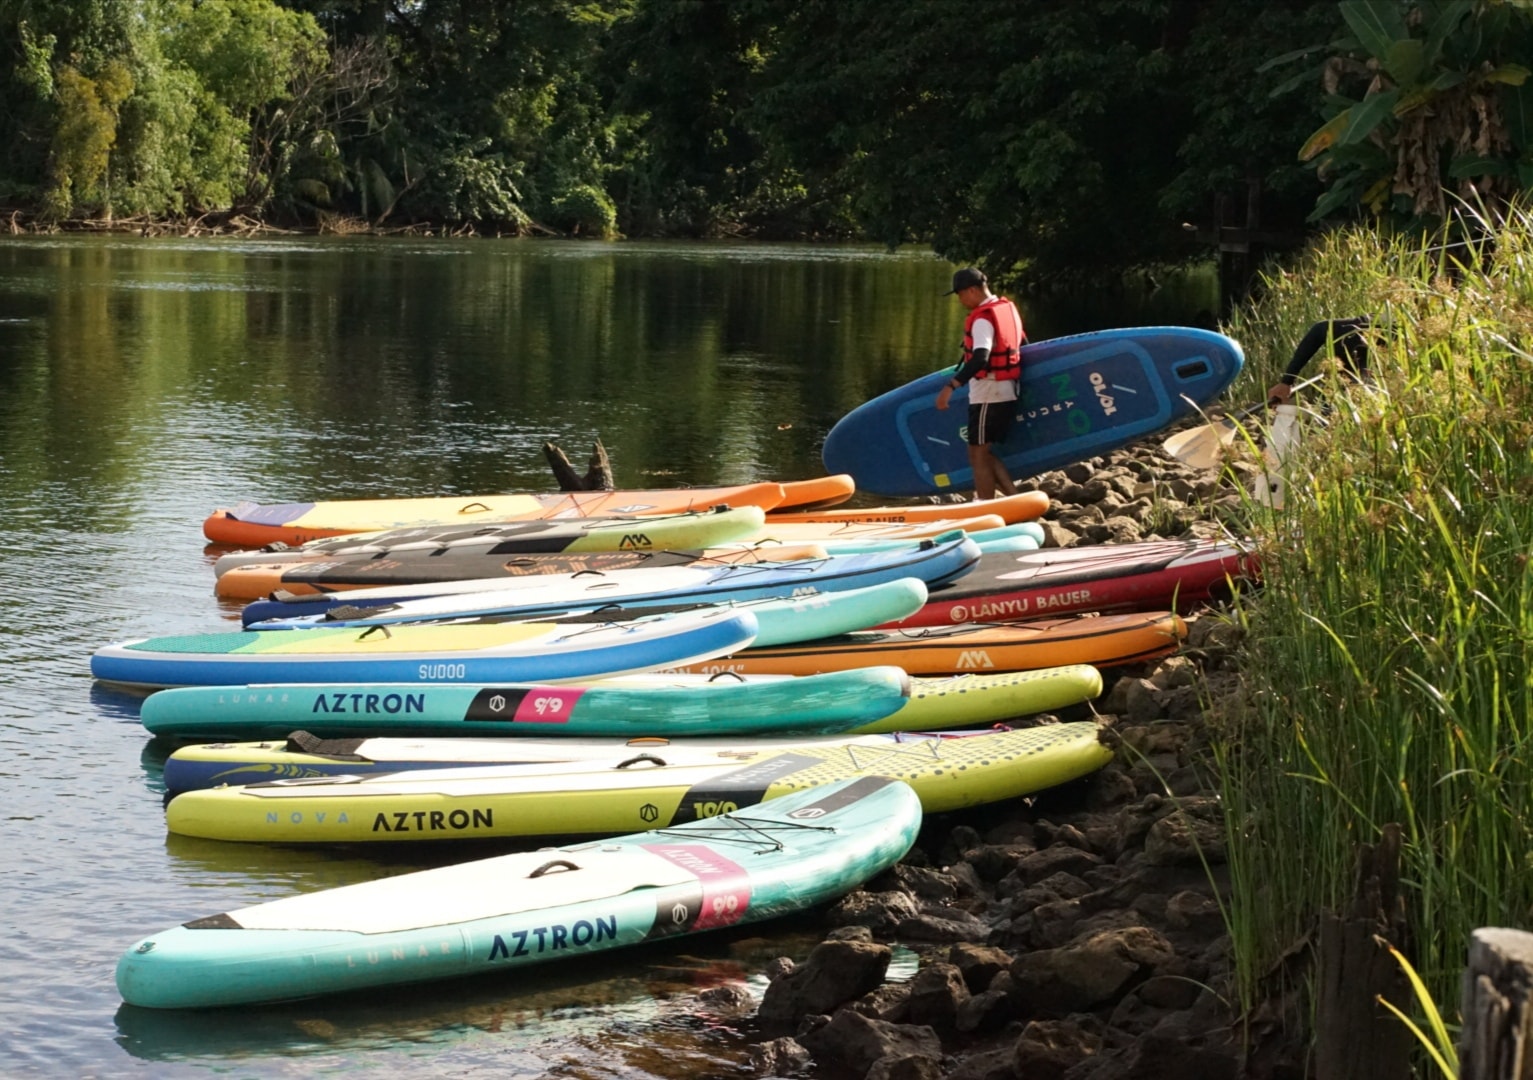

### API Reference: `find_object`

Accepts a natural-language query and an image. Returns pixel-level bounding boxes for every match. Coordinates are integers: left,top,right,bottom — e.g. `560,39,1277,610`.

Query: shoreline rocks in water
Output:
714,443,1305,1079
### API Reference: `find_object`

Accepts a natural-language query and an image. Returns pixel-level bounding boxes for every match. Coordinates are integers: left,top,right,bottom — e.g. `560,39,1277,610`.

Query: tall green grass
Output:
1214,207,1533,1024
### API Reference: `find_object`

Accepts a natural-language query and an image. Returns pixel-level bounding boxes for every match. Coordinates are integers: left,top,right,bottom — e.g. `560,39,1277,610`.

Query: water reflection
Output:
112,929,816,1073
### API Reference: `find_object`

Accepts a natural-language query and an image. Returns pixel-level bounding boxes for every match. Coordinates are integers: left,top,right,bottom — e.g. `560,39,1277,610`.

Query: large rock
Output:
1009,925,1176,1013
964,842,1037,883
796,1009,944,1077
757,938,893,1031
1011,1017,1105,1075
902,961,970,1030
947,942,1013,993
747,1036,810,1076
866,1054,944,1080
898,907,992,944
1143,799,1226,866
828,888,922,935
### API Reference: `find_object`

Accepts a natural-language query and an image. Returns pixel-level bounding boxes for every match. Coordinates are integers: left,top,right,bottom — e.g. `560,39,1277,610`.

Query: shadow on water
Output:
111,925,824,1070
90,682,152,723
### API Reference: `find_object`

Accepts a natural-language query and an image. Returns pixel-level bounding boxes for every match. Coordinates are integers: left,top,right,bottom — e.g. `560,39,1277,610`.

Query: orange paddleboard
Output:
659,612,1186,677
776,474,856,510
766,490,1048,526
204,482,794,548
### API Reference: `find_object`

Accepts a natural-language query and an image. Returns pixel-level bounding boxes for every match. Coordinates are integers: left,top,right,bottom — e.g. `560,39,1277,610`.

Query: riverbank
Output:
718,217,1532,1078
2,207,500,239
706,436,1299,1080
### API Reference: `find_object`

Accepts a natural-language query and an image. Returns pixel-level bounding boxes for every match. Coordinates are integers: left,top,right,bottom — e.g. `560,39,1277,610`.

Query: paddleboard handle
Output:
615,753,667,769
358,624,393,640
529,859,581,878
458,502,493,514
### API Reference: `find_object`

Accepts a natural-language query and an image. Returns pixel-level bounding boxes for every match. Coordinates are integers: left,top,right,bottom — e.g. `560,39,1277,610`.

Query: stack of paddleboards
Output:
109,473,1229,1011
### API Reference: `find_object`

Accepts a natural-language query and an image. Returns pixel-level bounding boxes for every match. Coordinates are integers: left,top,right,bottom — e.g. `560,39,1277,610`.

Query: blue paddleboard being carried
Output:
822,326,1245,496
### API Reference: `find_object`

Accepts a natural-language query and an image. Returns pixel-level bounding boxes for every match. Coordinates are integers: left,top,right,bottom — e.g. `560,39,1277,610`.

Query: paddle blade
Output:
1161,418,1239,470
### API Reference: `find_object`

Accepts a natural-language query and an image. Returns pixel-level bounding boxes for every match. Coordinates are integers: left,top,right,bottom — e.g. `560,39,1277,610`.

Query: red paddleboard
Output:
885,538,1256,627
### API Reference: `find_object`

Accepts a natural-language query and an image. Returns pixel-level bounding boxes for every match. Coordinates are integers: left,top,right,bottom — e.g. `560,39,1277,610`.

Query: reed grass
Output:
1213,204,1533,1025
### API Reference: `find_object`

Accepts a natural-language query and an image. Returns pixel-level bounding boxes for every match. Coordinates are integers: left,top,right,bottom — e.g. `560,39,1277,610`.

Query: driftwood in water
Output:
543,439,614,491
1459,928,1533,1080
1314,822,1411,1080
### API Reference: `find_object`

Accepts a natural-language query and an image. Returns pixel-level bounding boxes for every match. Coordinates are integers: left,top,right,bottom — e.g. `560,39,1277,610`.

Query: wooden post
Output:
1458,928,1533,1080
1314,822,1412,1080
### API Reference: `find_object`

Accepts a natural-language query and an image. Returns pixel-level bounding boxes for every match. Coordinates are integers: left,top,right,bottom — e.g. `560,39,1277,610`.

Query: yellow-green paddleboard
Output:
166,722,1112,843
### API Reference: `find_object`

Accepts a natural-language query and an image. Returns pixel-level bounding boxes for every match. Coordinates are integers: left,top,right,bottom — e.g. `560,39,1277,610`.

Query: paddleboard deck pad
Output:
117,775,919,1008
823,327,1245,495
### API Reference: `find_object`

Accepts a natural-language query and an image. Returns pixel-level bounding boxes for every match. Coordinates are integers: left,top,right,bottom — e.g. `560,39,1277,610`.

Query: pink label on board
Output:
644,844,752,929
510,687,587,723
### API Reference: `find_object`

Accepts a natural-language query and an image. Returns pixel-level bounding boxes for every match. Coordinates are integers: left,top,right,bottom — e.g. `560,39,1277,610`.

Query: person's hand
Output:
936,385,954,411
1266,382,1294,405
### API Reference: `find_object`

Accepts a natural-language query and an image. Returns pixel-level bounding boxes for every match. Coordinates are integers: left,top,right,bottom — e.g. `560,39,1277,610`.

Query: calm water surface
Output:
0,235,1214,1077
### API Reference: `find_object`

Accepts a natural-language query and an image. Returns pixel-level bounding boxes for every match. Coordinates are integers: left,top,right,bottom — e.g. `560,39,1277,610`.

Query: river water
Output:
0,235,1214,1078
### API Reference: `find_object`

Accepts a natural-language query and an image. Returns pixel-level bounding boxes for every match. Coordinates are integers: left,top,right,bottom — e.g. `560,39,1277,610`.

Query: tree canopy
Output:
2,1,1528,281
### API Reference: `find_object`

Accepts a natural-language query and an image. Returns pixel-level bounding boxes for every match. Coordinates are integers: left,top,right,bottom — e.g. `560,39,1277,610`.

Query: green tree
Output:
0,0,138,203
607,0,771,236
162,0,326,207
280,1,628,232
1290,0,1533,225
741,0,1331,285
45,58,131,216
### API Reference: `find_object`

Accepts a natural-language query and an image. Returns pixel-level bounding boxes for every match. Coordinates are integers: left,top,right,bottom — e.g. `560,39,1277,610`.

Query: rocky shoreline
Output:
696,442,1306,1079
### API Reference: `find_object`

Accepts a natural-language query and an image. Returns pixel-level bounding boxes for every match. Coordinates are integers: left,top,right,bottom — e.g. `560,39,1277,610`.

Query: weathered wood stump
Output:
1314,822,1411,1080
1458,928,1533,1080
543,439,613,491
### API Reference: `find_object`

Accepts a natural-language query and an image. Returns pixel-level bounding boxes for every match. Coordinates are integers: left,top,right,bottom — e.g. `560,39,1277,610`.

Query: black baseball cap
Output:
944,267,987,295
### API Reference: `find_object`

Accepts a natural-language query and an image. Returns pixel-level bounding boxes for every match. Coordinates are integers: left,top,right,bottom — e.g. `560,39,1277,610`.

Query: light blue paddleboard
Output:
823,326,1244,496
91,608,758,690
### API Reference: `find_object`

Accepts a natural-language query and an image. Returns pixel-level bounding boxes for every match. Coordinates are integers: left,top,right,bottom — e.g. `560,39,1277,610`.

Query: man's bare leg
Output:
968,444,996,500
987,450,1017,496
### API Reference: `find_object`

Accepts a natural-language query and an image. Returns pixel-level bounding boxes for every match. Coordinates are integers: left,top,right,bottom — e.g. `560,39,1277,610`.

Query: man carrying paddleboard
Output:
934,267,1025,501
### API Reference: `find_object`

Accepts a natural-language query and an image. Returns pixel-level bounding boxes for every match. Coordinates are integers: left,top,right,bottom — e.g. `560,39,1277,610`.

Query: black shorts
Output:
967,400,1015,447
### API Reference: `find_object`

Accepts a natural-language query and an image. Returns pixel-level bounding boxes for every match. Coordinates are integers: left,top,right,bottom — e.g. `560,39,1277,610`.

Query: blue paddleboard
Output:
822,326,1244,496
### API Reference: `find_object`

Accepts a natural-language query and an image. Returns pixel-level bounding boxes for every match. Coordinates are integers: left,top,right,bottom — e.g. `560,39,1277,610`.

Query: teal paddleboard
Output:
137,666,914,741
117,776,922,1009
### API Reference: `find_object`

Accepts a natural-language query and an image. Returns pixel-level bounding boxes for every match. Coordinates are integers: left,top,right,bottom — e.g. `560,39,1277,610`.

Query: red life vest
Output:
963,296,1026,380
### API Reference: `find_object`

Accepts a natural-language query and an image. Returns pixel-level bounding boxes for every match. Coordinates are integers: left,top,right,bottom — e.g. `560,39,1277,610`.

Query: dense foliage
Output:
1281,0,1533,227
1215,209,1533,1036
2,2,1530,281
